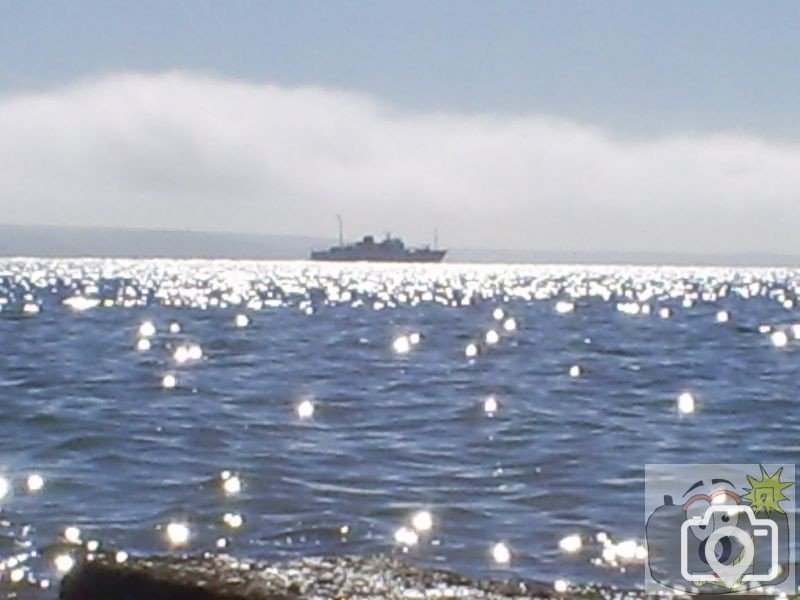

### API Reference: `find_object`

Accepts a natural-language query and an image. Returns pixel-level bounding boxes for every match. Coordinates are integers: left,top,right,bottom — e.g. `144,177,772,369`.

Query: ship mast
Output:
336,214,344,247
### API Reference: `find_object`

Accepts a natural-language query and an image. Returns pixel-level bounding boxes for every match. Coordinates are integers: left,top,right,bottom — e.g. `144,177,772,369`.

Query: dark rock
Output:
59,553,569,599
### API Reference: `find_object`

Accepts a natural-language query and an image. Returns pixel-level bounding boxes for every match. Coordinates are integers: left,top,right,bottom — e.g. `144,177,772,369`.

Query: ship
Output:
311,216,446,263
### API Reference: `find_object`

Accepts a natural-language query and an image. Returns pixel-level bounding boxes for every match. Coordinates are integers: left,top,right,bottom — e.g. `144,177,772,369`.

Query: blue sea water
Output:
0,258,798,596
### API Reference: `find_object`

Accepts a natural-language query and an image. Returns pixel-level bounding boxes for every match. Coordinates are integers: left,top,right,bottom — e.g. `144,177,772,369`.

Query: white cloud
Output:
1,71,799,255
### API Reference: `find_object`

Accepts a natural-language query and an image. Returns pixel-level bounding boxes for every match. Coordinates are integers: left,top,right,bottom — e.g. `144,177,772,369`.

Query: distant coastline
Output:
0,223,797,267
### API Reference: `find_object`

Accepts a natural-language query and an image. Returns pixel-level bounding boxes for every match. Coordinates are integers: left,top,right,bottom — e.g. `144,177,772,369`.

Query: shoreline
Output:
57,552,638,600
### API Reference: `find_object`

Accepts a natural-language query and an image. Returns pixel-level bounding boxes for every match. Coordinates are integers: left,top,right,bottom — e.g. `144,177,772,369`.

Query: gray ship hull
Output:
311,248,446,263
311,233,446,263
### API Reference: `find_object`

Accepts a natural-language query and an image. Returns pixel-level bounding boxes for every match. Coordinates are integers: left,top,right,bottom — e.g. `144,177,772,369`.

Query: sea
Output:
0,258,798,597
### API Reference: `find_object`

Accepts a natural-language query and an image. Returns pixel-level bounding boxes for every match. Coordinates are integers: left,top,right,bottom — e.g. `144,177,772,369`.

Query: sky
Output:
1,1,800,257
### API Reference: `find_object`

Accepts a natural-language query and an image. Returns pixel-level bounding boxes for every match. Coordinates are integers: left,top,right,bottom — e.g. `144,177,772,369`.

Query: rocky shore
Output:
58,553,635,600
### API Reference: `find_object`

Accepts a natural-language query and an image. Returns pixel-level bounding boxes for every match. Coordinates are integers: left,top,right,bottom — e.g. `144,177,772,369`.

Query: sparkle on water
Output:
165,522,190,546
771,330,789,348
173,345,190,363
677,391,696,414
595,536,648,566
63,526,81,545
558,533,583,553
411,510,433,532
22,302,40,315
26,474,44,493
296,398,315,420
138,320,156,337
223,512,244,529
491,542,511,564
554,579,569,593
394,526,419,547
392,335,412,354
63,296,101,311
173,343,203,364
54,554,74,574
222,475,242,496
554,300,575,314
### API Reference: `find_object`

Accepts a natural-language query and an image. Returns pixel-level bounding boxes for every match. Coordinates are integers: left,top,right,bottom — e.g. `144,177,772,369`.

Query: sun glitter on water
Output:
63,526,81,545
677,391,696,414
221,473,242,496
771,330,789,348
394,526,419,547
297,398,315,420
26,473,44,493
223,512,244,529
165,522,190,547
491,542,511,564
53,554,75,573
558,533,582,553
411,510,433,532
138,321,156,337
392,335,412,354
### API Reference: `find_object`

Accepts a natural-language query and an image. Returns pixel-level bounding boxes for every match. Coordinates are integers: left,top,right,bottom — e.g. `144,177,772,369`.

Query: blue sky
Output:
3,1,799,136
1,2,800,256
